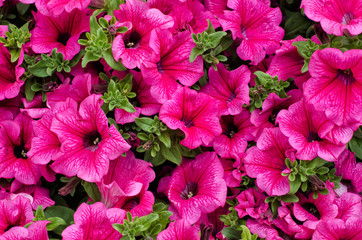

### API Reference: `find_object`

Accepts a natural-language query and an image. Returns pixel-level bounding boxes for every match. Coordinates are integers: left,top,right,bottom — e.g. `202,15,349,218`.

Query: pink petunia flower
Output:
159,87,222,149
201,63,250,116
50,95,131,182
27,111,60,165
335,192,362,221
30,9,90,60
250,89,303,140
97,151,155,217
218,0,284,65
62,202,126,240
304,48,362,128
312,218,362,240
276,99,350,161
167,152,227,224
0,195,34,235
0,44,25,101
0,113,47,185
140,29,203,103
213,111,256,159
334,149,362,194
235,188,269,220
267,36,314,89
114,71,161,124
244,127,296,196
293,183,338,230
301,0,362,36
112,0,174,69
0,220,50,240
158,219,200,240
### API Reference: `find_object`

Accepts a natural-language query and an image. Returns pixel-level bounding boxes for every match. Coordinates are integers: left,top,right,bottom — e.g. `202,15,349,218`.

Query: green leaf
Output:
289,175,301,195
69,49,85,67
46,217,66,231
35,205,46,220
189,47,205,63
135,117,155,133
16,2,30,15
44,206,75,235
82,51,101,68
348,136,362,159
28,61,51,77
81,181,101,202
221,227,242,240
205,19,215,34
281,194,299,203
31,83,43,92
160,144,182,165
25,78,36,102
208,31,227,45
158,132,171,148
102,49,126,71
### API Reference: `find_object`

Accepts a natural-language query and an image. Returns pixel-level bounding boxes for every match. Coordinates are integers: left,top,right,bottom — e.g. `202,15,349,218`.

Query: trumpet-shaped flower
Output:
304,48,362,128
166,152,226,224
301,0,362,36
218,0,284,65
50,95,130,182
159,87,222,149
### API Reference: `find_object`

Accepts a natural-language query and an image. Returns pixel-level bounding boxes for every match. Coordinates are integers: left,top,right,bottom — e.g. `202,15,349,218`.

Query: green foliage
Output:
135,116,185,166
189,20,232,70
81,181,101,202
113,203,172,240
347,126,362,160
79,14,126,70
283,9,314,40
101,74,136,113
0,22,31,62
248,72,291,112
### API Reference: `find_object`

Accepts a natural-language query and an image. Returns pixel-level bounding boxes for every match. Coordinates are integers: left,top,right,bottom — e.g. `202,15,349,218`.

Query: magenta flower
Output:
312,218,362,240
62,202,126,240
0,113,46,185
166,152,227,224
140,29,203,103
27,111,60,165
112,0,174,69
20,94,49,119
0,44,25,101
235,188,269,219
50,95,131,182
185,0,220,34
250,89,303,140
114,71,161,124
335,192,362,221
244,128,296,196
301,0,362,36
201,63,250,116
276,99,350,161
218,0,284,65
293,184,338,230
159,87,222,149
158,219,200,240
335,149,362,194
44,0,91,16
97,151,155,217
0,195,34,235
213,111,256,159
30,9,90,60
304,48,362,128
0,220,50,240
267,36,313,89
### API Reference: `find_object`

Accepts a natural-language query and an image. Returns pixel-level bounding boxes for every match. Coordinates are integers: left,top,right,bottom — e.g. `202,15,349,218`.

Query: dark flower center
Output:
181,117,194,128
5,224,16,232
57,32,71,46
227,91,236,103
225,121,238,138
122,197,140,211
124,30,142,48
180,182,198,200
156,61,164,74
14,144,27,159
83,130,102,151
301,203,320,219
306,131,322,143
337,69,356,85
341,12,354,25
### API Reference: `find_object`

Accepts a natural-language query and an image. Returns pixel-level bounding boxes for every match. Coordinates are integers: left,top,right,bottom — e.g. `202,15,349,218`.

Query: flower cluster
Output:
0,0,361,239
